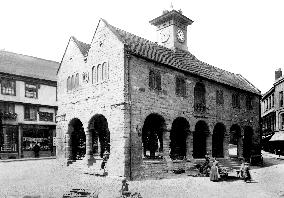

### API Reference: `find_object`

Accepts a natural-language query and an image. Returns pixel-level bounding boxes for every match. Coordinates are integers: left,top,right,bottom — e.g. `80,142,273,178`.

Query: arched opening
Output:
142,113,165,159
212,123,226,158
193,120,209,158
170,117,189,160
229,124,242,158
88,114,110,158
68,118,86,160
194,82,206,113
243,126,253,160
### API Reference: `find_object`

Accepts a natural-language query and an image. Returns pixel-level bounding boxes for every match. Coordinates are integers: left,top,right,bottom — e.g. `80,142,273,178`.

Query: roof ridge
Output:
0,50,59,64
70,36,90,57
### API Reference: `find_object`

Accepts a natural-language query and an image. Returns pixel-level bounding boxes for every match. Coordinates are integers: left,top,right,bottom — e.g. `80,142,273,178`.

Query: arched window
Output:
194,82,206,112
71,75,75,90
102,62,108,81
97,64,102,83
75,73,79,88
92,66,96,84
67,77,71,91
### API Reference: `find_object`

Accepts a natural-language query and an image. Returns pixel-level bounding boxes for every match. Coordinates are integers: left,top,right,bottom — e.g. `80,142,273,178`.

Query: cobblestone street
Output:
0,153,284,198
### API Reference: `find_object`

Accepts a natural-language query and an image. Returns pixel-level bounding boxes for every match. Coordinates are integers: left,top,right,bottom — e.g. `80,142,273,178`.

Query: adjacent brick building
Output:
56,9,261,180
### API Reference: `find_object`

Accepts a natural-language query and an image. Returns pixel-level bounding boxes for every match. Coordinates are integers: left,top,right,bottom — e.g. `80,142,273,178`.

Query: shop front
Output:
21,124,56,158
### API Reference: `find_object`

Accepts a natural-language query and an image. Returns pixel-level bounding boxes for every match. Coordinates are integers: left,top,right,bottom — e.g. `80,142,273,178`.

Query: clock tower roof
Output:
149,9,193,27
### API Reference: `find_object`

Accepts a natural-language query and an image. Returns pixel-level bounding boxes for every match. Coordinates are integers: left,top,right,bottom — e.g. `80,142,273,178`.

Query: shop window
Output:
246,95,253,110
1,78,16,96
279,91,283,107
176,76,186,97
39,111,54,122
149,69,161,91
24,106,37,121
216,90,224,105
25,83,38,98
232,93,240,108
0,126,18,152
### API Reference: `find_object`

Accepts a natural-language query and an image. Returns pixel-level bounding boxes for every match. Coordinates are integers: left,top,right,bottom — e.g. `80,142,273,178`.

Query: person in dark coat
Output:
243,162,252,182
33,143,40,158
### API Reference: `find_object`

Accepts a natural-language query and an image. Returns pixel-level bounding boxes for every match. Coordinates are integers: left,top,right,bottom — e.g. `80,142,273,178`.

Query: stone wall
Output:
127,55,261,179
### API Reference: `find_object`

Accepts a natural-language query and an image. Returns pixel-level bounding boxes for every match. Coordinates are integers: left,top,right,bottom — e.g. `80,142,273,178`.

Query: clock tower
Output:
149,9,193,51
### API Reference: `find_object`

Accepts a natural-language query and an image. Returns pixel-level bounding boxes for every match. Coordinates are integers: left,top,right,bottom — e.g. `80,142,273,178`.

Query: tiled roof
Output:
71,36,90,57
0,50,59,81
103,20,261,95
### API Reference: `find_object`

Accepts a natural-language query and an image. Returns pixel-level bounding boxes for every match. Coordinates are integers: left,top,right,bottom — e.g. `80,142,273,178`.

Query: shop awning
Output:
269,132,284,141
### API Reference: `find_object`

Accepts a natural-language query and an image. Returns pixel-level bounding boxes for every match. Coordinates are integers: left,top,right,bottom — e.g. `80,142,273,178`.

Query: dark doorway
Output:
142,113,165,159
243,126,253,161
170,117,189,160
212,123,225,158
193,120,209,158
88,114,110,158
229,124,241,158
68,118,85,160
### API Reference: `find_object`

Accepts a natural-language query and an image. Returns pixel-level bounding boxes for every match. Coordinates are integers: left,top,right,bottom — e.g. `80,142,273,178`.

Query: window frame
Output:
24,105,38,121
280,91,283,107
149,69,162,91
1,78,16,96
25,82,38,99
216,90,224,105
175,76,186,97
232,93,240,108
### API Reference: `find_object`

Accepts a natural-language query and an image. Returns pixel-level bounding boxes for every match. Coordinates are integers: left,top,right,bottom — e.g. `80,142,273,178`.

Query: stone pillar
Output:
238,137,244,159
18,125,23,158
64,133,72,165
163,125,173,171
223,133,230,159
186,129,193,160
206,132,212,158
83,130,95,166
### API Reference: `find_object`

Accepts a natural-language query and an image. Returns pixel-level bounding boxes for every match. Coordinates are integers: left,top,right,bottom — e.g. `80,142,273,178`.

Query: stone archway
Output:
193,120,209,158
142,113,165,159
212,123,226,158
170,117,189,160
243,126,253,161
229,124,242,158
88,114,110,158
68,118,86,160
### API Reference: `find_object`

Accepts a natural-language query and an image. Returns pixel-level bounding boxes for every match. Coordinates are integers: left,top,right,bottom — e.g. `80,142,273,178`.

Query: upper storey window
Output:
279,91,283,107
25,83,38,99
246,95,253,110
67,73,79,91
1,78,16,96
194,82,206,112
92,62,109,84
176,76,186,97
216,90,224,105
232,93,240,108
149,69,161,91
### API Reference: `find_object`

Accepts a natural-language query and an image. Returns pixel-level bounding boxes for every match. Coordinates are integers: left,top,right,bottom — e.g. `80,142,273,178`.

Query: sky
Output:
1,0,284,94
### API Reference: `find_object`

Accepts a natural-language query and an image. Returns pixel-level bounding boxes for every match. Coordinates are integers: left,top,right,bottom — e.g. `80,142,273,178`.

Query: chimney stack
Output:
275,68,282,80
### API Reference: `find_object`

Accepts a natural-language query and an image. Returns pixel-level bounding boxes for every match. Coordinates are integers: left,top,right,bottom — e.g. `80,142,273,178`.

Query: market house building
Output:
0,50,59,159
56,9,261,180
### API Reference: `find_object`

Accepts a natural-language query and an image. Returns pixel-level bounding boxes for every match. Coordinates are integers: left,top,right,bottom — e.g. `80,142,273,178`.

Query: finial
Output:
170,2,174,10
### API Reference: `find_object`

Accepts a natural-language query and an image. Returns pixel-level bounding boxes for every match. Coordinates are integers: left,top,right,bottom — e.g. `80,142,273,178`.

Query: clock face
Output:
177,28,185,43
160,31,170,43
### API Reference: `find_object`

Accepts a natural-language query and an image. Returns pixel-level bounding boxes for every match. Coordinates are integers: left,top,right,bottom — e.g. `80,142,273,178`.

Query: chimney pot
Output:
275,68,282,80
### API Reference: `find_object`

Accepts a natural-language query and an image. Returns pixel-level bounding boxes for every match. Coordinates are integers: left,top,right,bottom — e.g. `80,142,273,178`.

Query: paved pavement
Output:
0,152,284,198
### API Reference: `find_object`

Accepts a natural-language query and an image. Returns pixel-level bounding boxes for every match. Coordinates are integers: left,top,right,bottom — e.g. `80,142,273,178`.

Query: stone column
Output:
163,125,173,171
18,125,23,158
64,133,72,165
186,129,193,160
206,132,212,158
84,130,95,166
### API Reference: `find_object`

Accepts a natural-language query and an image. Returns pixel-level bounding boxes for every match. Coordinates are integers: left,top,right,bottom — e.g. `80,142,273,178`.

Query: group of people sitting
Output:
196,153,252,182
